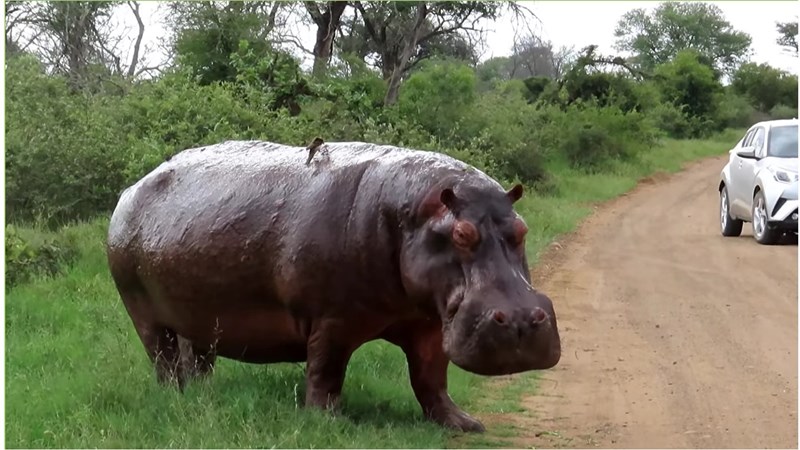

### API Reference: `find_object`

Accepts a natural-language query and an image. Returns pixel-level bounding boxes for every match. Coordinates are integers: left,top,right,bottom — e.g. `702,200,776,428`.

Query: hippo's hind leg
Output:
179,337,217,378
382,318,485,433
118,288,188,388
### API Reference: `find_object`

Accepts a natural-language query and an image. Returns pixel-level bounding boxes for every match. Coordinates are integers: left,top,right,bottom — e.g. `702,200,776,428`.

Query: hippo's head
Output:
401,180,561,376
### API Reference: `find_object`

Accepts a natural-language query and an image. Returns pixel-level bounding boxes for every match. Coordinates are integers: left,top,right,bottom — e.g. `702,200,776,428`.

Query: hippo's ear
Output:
440,188,458,211
507,184,524,203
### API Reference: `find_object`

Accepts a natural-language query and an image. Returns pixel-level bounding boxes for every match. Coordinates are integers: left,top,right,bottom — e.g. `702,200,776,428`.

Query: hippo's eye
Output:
452,220,480,248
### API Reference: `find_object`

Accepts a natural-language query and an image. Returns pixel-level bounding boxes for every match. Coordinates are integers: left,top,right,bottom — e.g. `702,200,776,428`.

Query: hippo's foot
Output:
304,388,342,411
426,400,485,433
380,318,487,433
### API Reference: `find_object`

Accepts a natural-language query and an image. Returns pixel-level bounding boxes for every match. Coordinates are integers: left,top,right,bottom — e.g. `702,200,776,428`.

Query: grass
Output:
5,130,739,449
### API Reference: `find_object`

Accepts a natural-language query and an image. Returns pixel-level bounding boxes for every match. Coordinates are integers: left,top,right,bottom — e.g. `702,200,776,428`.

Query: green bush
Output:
541,102,661,171
464,86,550,186
769,104,798,120
716,90,759,129
5,55,132,225
5,225,78,289
396,59,477,140
653,50,723,137
731,62,798,113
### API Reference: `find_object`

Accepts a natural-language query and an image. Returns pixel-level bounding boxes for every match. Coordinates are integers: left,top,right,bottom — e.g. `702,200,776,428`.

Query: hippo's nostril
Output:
492,310,506,325
531,307,547,325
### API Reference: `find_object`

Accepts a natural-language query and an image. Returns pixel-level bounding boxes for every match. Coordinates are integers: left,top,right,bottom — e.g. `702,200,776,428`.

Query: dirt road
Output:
496,156,798,448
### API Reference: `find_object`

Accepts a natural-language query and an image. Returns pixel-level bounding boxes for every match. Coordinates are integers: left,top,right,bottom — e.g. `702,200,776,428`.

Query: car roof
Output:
751,119,798,129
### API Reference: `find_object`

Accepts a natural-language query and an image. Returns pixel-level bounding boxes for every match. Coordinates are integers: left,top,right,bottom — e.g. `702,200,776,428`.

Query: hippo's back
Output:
105,140,497,304
108,140,471,249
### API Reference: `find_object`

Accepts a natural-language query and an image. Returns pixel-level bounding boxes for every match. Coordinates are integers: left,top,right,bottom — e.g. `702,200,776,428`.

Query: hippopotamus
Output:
106,140,561,432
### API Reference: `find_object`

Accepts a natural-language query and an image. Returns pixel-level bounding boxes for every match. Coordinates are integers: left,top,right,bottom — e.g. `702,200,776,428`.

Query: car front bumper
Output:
767,183,799,230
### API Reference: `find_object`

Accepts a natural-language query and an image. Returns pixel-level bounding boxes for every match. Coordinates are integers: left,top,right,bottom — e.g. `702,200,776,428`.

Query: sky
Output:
120,1,798,74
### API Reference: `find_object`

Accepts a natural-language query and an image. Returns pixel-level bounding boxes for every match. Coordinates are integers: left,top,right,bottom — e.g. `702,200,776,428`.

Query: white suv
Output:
719,119,798,245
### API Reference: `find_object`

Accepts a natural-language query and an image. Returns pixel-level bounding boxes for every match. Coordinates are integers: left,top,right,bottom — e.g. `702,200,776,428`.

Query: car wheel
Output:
720,186,743,237
752,190,779,245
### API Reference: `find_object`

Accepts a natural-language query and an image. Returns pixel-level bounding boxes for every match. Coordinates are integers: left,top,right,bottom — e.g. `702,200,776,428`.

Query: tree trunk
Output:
126,1,144,78
383,2,427,106
309,1,348,78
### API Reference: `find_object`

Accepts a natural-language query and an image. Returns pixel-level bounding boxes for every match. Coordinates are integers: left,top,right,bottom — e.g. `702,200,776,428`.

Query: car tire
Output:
752,190,780,245
720,186,743,237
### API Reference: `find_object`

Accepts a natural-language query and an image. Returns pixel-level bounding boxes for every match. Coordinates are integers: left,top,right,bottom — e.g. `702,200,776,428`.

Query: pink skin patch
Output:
453,220,480,248
512,218,528,247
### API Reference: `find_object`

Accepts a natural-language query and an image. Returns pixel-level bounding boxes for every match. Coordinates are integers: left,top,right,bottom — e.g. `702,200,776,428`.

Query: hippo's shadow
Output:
195,361,433,431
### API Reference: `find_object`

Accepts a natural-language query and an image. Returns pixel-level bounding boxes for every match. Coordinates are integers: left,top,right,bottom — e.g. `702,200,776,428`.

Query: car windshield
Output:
767,125,798,158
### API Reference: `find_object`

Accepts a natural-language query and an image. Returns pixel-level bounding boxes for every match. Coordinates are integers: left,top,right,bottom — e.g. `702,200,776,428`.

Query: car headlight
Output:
767,166,799,183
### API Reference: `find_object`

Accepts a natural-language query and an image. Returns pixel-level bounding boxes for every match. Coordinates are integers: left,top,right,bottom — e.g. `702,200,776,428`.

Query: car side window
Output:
742,129,756,147
752,128,766,156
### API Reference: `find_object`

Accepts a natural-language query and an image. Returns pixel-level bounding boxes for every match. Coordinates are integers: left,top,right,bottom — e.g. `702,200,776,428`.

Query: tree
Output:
614,2,752,75
731,62,798,112
397,59,477,137
6,1,163,84
168,1,284,85
508,33,556,79
776,20,798,55
475,56,513,90
341,1,505,105
304,1,349,78
653,49,723,136
6,1,117,89
474,35,575,92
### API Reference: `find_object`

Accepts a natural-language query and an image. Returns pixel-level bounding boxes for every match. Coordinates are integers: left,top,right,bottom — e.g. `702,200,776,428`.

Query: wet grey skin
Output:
106,140,561,433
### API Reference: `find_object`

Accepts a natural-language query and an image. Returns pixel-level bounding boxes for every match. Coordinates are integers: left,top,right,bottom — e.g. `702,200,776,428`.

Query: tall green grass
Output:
5,132,739,449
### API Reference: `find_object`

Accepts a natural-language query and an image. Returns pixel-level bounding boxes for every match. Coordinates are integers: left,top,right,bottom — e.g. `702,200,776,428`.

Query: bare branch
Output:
126,1,144,78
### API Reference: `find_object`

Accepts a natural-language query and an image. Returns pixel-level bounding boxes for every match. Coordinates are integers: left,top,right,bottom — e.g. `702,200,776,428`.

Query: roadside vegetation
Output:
5,1,797,448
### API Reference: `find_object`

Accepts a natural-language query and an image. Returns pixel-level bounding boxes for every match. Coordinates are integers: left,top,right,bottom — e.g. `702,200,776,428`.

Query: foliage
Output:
4,0,785,228
545,103,661,171
652,50,723,137
614,2,752,75
776,20,798,54
466,87,550,187
396,59,477,138
730,62,798,113
769,104,798,120
5,55,132,224
5,224,78,289
170,1,278,85
715,89,759,130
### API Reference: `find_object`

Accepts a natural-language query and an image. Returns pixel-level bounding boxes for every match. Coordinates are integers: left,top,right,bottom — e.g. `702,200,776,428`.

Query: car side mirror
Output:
736,147,758,159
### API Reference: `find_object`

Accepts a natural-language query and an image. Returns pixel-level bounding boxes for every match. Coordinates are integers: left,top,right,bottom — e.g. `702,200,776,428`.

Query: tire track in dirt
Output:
483,156,797,449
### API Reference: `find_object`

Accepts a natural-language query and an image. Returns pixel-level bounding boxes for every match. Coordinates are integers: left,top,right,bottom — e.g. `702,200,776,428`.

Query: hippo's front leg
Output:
383,319,486,433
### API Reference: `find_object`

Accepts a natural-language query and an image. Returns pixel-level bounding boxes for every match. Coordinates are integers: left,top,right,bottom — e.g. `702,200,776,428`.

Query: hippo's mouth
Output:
440,290,561,376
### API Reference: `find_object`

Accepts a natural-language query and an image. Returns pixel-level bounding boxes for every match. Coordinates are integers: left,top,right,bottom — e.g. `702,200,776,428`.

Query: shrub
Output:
465,86,550,186
396,59,477,140
5,55,132,225
653,50,723,137
716,90,759,130
545,102,661,171
769,104,798,120
5,225,78,289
